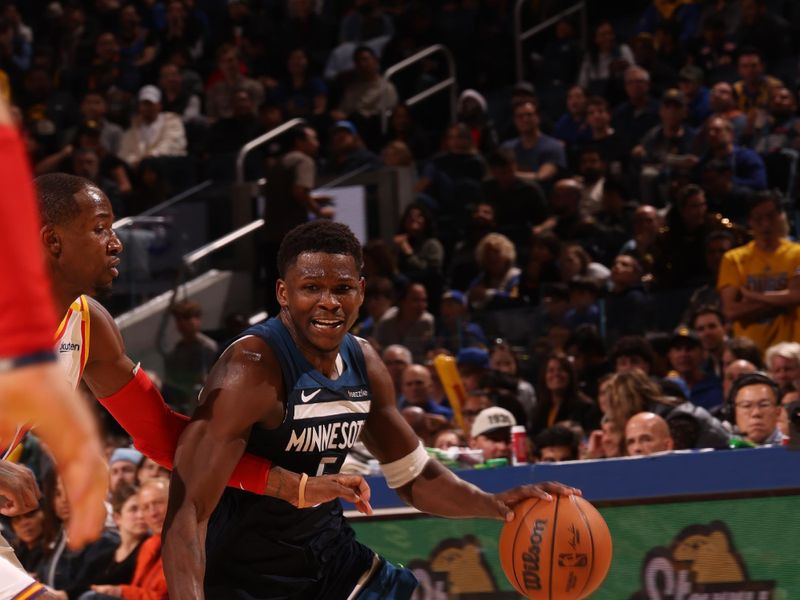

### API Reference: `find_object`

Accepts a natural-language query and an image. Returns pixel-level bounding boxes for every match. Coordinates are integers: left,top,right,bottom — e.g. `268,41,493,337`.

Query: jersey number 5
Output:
316,455,338,476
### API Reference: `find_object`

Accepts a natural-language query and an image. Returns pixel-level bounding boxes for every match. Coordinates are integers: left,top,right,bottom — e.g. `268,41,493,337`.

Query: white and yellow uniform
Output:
53,295,91,390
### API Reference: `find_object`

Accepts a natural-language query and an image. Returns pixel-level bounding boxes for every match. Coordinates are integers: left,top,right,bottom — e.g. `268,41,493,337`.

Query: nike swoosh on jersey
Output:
300,388,322,403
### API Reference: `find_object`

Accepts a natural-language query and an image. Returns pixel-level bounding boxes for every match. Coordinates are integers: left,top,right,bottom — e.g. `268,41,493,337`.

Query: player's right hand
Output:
0,460,40,516
305,474,373,515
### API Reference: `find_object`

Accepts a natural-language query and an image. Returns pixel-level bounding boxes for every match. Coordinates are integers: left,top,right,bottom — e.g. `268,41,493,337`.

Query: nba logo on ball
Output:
499,495,613,599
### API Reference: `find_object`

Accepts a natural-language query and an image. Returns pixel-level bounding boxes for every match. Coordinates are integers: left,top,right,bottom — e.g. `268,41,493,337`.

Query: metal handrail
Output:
113,179,213,229
382,44,457,133
182,219,264,267
514,0,587,83
235,118,306,184
155,218,265,355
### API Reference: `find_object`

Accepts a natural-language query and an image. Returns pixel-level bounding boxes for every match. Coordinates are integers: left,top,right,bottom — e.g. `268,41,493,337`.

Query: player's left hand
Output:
491,481,582,522
303,473,373,515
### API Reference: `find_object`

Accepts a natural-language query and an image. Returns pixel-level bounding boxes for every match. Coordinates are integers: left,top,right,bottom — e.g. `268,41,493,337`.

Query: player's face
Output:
56,186,122,297
278,252,364,355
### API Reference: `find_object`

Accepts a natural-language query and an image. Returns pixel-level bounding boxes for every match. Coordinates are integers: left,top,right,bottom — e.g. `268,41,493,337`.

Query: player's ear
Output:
276,278,288,308
41,225,61,257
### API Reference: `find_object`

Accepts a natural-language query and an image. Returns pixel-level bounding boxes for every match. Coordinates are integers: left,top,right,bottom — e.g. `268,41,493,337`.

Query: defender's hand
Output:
302,474,373,515
491,481,582,522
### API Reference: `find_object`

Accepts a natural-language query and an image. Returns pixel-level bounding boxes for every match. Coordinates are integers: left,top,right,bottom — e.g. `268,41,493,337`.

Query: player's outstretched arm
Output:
163,337,371,600
84,299,371,506
358,340,579,521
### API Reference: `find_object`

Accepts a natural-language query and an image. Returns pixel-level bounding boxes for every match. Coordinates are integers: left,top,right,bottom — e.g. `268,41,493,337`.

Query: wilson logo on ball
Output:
521,519,548,590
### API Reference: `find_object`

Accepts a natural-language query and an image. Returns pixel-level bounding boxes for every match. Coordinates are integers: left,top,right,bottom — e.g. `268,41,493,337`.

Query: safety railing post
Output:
514,1,586,83
382,44,458,134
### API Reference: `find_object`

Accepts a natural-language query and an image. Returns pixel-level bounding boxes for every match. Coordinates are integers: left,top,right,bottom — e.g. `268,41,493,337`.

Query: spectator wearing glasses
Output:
730,373,786,446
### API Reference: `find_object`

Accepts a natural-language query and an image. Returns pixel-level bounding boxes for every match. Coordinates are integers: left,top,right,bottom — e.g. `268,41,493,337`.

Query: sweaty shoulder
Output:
199,334,286,427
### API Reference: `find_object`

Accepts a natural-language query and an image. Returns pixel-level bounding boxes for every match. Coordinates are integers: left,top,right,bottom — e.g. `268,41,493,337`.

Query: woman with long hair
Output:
87,484,150,589
530,354,600,435
604,369,679,432
37,471,119,598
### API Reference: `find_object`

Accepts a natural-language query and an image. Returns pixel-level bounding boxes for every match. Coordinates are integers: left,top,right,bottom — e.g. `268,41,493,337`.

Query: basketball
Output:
498,495,613,599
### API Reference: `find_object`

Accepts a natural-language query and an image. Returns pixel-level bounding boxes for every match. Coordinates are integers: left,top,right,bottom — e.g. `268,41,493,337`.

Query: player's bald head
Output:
35,173,96,226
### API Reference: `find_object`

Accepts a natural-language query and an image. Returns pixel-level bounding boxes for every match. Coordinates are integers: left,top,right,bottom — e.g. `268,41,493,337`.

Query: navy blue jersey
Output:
205,318,375,599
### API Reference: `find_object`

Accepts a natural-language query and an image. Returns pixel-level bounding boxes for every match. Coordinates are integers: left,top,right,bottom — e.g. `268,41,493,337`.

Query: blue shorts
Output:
356,557,418,600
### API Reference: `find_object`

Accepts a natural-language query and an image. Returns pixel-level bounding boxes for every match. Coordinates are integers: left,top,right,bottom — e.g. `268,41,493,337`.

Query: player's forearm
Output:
97,369,275,495
163,504,207,600
397,461,500,520
263,466,301,504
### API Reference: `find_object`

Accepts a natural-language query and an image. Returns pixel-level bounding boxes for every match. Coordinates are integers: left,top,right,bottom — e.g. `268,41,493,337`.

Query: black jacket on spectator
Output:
89,537,148,587
37,528,119,598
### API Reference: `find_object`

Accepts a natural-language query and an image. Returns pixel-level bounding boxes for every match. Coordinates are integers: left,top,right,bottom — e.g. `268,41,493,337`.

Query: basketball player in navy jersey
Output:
163,220,579,599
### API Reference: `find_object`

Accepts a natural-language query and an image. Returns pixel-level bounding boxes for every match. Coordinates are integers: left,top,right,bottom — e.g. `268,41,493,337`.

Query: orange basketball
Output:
498,495,612,599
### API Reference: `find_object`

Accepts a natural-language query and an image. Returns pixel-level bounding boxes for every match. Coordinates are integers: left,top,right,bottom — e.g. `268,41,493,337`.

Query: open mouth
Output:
311,318,345,330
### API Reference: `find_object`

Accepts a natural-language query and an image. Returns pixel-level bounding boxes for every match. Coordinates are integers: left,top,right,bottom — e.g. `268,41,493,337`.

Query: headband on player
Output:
380,441,429,489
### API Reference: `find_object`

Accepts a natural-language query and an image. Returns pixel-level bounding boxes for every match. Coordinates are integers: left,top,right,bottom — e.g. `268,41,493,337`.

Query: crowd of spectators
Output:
5,0,800,594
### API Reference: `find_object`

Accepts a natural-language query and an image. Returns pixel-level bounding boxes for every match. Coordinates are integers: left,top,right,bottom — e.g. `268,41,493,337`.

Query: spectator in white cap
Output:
118,84,187,168
468,406,516,461
109,447,143,493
